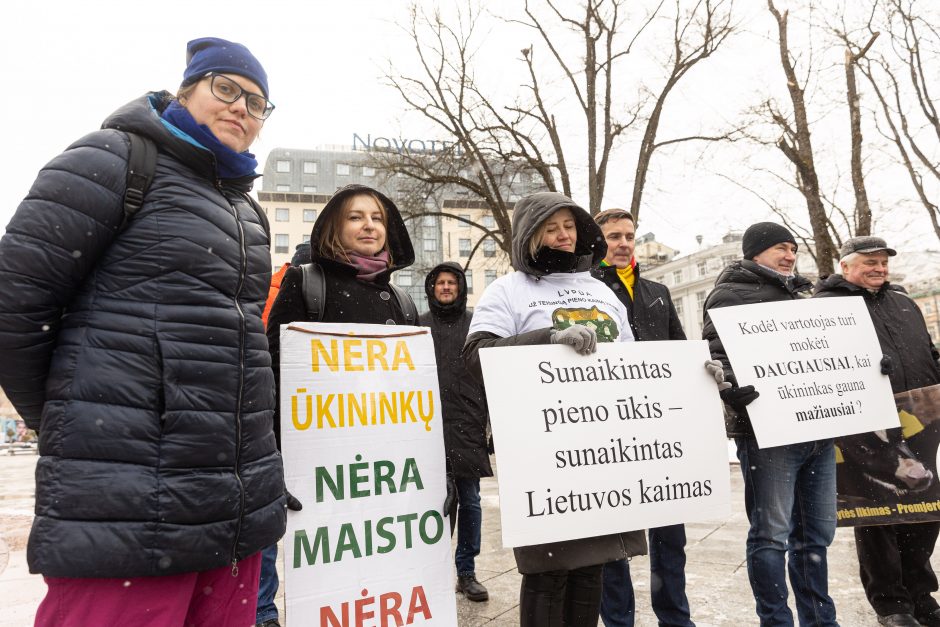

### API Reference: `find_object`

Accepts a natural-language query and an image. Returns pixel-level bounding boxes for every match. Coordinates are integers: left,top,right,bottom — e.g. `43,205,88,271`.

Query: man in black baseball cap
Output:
816,236,940,627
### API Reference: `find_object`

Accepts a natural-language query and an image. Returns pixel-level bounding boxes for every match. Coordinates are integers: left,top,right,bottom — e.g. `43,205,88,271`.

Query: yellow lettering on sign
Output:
366,340,389,371
311,338,416,371
343,339,364,372
392,340,415,371
311,339,339,372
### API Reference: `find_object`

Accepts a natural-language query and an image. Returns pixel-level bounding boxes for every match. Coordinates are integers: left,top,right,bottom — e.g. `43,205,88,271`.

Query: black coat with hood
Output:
462,192,647,574
702,259,813,437
592,263,686,341
419,262,493,479
814,275,940,394
266,184,417,447
0,92,285,578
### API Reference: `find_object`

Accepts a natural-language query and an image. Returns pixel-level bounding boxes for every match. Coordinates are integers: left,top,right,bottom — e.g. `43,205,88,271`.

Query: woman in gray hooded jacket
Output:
462,191,647,626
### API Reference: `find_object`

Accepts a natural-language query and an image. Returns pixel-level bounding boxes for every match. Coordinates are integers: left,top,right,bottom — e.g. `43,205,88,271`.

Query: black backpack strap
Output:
389,283,418,325
300,263,326,321
123,132,158,227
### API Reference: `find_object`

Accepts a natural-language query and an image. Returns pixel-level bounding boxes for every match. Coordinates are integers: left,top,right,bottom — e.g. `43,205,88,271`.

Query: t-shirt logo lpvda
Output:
552,306,620,342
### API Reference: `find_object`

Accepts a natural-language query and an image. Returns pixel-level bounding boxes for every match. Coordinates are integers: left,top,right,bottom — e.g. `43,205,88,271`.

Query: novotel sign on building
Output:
352,133,463,156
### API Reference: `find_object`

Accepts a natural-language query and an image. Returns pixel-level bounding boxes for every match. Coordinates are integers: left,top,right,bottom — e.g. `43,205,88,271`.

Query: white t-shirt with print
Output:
469,270,634,343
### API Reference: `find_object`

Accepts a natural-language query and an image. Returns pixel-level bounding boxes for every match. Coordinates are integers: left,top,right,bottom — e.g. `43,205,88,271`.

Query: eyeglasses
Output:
205,73,275,120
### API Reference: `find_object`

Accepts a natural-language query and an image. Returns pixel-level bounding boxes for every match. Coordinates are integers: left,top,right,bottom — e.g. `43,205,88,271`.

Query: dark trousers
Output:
855,522,940,617
520,564,604,627
600,525,693,627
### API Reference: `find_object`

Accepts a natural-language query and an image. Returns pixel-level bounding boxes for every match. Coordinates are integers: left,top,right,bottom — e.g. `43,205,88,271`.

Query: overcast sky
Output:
4,0,938,259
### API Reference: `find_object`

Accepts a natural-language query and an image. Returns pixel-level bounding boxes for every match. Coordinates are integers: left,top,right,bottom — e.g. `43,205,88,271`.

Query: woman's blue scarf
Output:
161,101,258,180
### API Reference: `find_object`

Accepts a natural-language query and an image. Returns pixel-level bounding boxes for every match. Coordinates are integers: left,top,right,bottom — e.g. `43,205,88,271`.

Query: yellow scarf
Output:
616,264,635,300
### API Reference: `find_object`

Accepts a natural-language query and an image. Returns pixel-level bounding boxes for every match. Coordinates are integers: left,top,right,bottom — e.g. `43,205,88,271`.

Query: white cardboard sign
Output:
280,322,457,627
707,297,899,448
479,340,731,548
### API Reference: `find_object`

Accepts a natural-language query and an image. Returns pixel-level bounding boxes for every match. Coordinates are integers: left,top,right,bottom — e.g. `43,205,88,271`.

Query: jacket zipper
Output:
224,181,249,577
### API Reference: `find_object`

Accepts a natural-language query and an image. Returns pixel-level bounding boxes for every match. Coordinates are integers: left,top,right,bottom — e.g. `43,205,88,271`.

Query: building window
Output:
423,237,438,252
421,215,437,228
275,208,290,222
485,269,497,286
458,214,471,225
276,185,290,192
303,209,317,222
397,270,413,287
362,166,376,177
482,215,496,228
674,297,684,317
465,269,473,294
483,239,496,258
303,185,317,193
302,234,311,244
697,261,708,277
672,270,683,285
274,234,289,254
459,238,472,257
696,290,707,312
303,161,318,174
336,164,350,175
276,160,291,173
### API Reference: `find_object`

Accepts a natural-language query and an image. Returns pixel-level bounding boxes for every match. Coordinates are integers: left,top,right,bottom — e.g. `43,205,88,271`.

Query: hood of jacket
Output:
511,192,606,277
309,183,415,273
101,91,258,191
715,259,813,294
424,261,468,318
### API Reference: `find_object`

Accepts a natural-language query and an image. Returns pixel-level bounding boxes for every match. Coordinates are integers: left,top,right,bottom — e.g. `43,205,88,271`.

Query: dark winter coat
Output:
814,275,940,393
702,260,813,437
0,92,285,578
462,192,647,574
419,262,493,479
592,263,686,341
266,184,417,446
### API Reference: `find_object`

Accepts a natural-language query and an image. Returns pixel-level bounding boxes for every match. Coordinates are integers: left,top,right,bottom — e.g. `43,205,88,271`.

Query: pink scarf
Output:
345,250,390,281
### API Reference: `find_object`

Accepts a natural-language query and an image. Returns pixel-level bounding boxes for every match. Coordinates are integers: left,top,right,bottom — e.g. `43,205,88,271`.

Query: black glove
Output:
880,355,895,376
285,490,303,512
720,385,760,411
443,475,457,514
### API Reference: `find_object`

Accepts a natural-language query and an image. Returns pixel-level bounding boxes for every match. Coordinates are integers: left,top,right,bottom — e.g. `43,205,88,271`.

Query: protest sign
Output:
837,383,940,526
707,297,898,448
280,322,457,627
479,340,730,549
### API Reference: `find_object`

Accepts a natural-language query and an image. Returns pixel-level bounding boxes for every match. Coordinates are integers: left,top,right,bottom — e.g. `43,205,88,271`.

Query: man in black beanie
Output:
702,223,840,626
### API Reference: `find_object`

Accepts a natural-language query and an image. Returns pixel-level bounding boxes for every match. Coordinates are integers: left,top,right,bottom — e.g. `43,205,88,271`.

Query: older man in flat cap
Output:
815,236,940,627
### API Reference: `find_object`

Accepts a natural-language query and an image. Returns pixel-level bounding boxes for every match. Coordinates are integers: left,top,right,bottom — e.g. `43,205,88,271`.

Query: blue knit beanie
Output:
181,37,269,98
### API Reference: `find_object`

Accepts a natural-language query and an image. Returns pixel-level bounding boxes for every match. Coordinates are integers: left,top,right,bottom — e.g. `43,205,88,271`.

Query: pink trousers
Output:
35,551,262,627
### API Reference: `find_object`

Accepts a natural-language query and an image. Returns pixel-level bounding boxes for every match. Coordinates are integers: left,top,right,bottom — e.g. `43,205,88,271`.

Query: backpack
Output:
121,132,158,226
120,132,270,237
300,262,418,324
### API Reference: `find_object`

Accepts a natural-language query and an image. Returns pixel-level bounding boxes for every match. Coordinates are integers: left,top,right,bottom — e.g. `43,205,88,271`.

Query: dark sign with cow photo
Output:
836,383,940,527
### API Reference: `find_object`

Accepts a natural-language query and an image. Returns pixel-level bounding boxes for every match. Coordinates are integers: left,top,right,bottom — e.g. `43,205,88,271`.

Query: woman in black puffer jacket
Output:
0,38,284,625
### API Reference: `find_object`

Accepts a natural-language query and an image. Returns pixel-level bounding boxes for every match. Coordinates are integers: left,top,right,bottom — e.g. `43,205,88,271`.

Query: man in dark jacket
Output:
420,262,494,602
815,236,940,627
703,222,838,626
591,209,693,627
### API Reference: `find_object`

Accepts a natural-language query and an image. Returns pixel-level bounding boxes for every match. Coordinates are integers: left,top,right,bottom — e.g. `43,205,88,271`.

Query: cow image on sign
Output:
279,322,458,626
